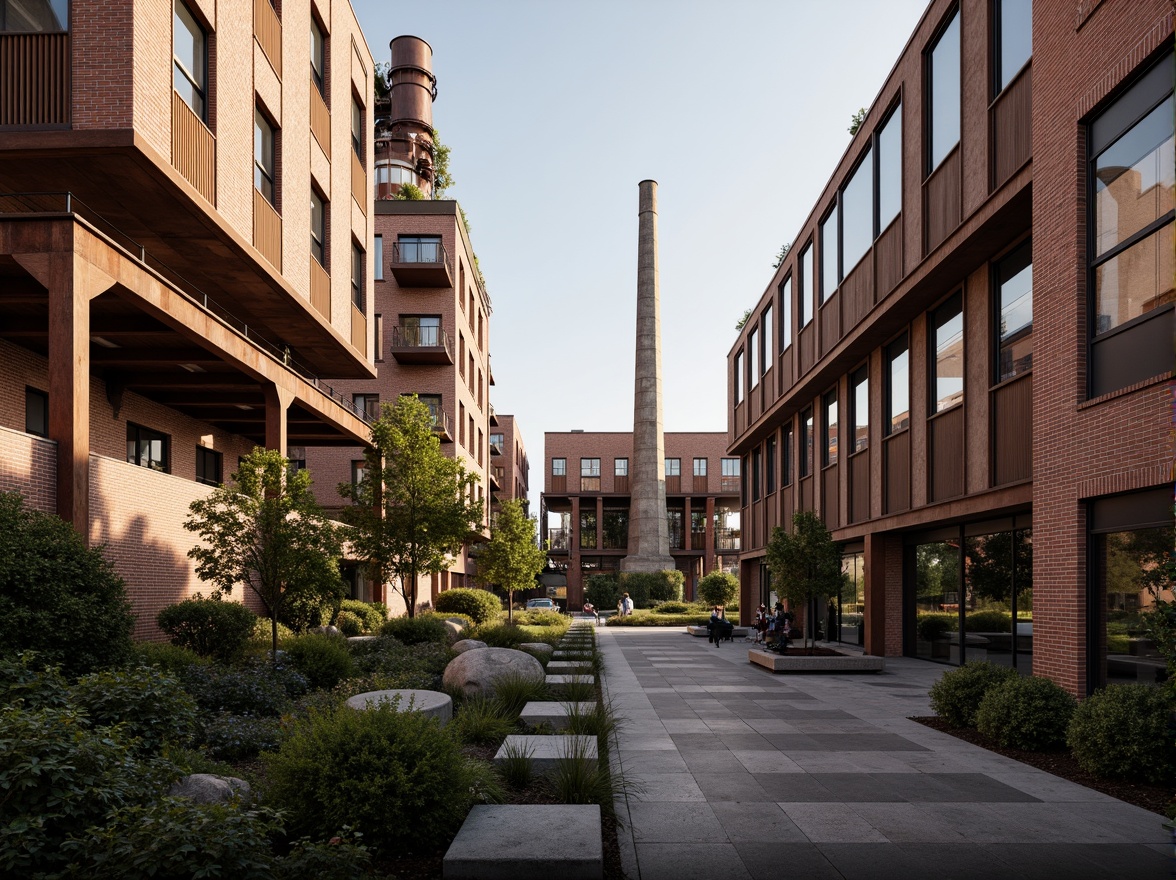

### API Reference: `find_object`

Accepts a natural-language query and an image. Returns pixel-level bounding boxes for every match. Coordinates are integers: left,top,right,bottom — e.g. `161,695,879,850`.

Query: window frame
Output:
195,446,223,487
762,303,773,371
126,423,170,473
850,365,869,454
373,234,383,281
748,325,759,388
734,349,745,403
779,275,793,352
782,422,794,487
766,434,777,494
820,203,839,303
173,0,207,121
885,333,911,435
580,457,601,478
751,448,761,502
310,16,327,99
254,107,277,206
310,188,326,267
823,389,839,468
930,291,964,413
993,239,1033,384
799,242,814,326
693,457,707,478
25,386,47,437
351,95,364,160
351,243,364,310
614,457,628,477
552,458,567,477
800,407,814,478
925,6,961,175
665,457,681,478
993,0,1032,98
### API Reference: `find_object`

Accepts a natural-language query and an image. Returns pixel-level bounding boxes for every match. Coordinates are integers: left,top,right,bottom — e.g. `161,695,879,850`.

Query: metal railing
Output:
0,192,372,426
390,324,452,356
547,527,570,551
392,239,449,266
715,529,741,551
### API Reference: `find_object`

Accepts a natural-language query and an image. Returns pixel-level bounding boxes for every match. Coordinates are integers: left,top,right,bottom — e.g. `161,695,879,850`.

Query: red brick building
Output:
0,0,377,637
541,432,741,608
727,0,1172,694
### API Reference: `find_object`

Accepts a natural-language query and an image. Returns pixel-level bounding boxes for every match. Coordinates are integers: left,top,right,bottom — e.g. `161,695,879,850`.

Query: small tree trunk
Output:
507,590,513,624
270,613,279,665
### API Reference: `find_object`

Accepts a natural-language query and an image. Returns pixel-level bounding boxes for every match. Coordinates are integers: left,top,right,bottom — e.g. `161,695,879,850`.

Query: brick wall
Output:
72,0,133,130
0,426,56,514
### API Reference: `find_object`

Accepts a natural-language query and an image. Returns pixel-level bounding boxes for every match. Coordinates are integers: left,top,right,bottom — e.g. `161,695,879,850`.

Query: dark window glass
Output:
351,98,363,159
751,449,761,501
350,460,366,492
310,18,326,97
173,1,205,119
353,393,380,420
579,509,597,549
821,205,839,301
762,305,773,370
766,435,777,493
310,190,326,266
351,244,363,309
398,235,442,263
852,367,868,453
196,447,222,486
800,243,814,326
254,109,276,204
734,351,744,403
931,294,964,412
842,147,873,273
25,387,47,437
823,390,838,467
928,10,961,171
741,455,748,504
800,408,814,477
401,315,441,347
749,327,759,388
126,424,168,473
878,104,903,229
2,0,69,32
996,242,1033,381
782,424,793,487
995,0,1032,93
602,508,628,550
886,335,910,434
779,277,792,350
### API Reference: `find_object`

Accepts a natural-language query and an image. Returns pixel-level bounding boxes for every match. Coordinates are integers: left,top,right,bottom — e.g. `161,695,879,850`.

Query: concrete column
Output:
263,383,295,454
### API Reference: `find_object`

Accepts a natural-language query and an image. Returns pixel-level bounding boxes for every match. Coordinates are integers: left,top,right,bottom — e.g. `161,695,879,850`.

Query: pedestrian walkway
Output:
600,627,1171,880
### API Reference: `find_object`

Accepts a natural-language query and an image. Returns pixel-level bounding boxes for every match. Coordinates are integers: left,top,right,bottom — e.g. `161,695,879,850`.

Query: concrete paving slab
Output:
443,804,601,879
734,841,844,880
518,701,596,731
632,843,752,880
626,801,723,842
778,802,891,842
628,771,706,802
493,734,597,772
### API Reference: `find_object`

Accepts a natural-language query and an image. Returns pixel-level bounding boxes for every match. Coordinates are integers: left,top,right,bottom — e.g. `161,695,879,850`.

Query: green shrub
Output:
916,614,954,641
0,491,134,676
434,587,503,624
381,613,451,645
491,671,550,718
130,641,208,675
0,653,70,710
69,666,199,754
156,594,257,663
606,611,710,627
201,712,286,762
1067,684,1176,781
349,636,450,680
264,703,500,854
584,575,621,611
285,633,356,690
964,610,1012,633
654,601,691,614
181,664,300,717
928,661,1019,728
976,675,1077,750
337,598,387,633
334,610,363,637
696,572,739,608
514,609,564,627
472,622,529,648
274,829,372,880
620,570,683,607
250,617,295,647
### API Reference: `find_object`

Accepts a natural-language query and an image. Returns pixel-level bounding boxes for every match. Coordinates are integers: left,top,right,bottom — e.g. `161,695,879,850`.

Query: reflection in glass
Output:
173,1,205,119
852,368,868,453
800,409,814,477
823,392,838,467
579,509,597,549
779,278,793,350
666,508,684,550
1094,223,1174,334
997,244,1033,381
878,105,903,230
782,424,793,487
800,244,814,326
821,206,839,301
602,508,628,550
932,296,964,411
996,0,1032,91
886,338,909,433
914,540,961,662
839,552,866,646
735,351,744,403
965,530,1033,674
928,11,961,170
842,148,873,273
763,305,773,370
749,327,759,388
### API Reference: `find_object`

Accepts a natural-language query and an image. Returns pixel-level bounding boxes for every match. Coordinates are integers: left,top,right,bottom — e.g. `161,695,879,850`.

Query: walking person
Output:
620,592,634,616
709,605,733,646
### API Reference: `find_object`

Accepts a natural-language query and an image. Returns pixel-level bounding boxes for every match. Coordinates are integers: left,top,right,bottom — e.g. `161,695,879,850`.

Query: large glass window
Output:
839,551,867,646
353,393,380,420
996,242,1033,382
821,205,839,301
841,148,873,273
886,335,910,434
766,435,777,493
749,327,759,388
398,235,441,263
552,458,566,477
851,367,868,453
665,458,681,477
751,449,761,501
878,104,903,230
966,529,1033,674
351,97,363,159
823,391,838,467
173,1,206,120
579,509,597,549
254,109,276,205
25,387,47,437
310,190,326,266
373,235,383,280
734,351,744,403
800,243,814,326
927,10,961,172
800,408,814,478
779,277,792,351
351,244,363,309
2,0,68,32
581,457,600,491
602,508,628,550
310,18,326,98
762,304,773,371
995,0,1032,94
913,538,962,663
126,424,168,473
693,457,707,477
931,294,964,412
782,424,793,487
196,447,222,486
614,458,628,477
666,507,684,550
401,315,441,347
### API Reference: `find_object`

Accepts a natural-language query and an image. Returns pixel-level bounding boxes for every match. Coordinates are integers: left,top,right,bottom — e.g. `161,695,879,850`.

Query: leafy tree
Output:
339,395,483,618
474,499,547,623
772,241,792,269
697,571,739,608
185,448,345,661
392,182,425,201
429,128,454,198
374,61,391,99
735,308,752,331
765,511,845,652
849,107,867,135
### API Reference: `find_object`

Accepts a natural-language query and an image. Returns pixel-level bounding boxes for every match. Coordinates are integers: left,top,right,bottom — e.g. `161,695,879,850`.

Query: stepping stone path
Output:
520,701,596,731
518,642,554,659
546,674,595,694
344,689,452,726
547,660,593,674
493,734,598,771
444,804,603,879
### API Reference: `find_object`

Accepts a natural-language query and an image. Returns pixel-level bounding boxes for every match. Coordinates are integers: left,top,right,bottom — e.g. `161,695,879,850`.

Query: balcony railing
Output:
389,325,453,365
253,0,282,77
390,240,453,287
309,256,330,318
720,476,740,493
173,91,215,204
350,303,366,357
547,527,570,552
715,529,741,551
489,403,499,426
430,410,452,442
309,78,331,158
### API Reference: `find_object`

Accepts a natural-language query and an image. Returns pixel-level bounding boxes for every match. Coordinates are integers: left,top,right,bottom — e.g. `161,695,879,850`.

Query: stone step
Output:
493,734,598,771
546,674,595,693
443,804,602,879
547,660,593,674
520,701,596,731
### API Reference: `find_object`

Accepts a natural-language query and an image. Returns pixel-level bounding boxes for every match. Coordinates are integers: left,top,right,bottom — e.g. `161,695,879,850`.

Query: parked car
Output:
525,598,557,612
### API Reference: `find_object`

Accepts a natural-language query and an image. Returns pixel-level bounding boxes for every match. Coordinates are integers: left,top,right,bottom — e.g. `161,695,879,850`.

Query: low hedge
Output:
928,661,1019,728
433,588,502,625
606,611,711,627
976,675,1076,750
156,595,256,663
1067,684,1176,781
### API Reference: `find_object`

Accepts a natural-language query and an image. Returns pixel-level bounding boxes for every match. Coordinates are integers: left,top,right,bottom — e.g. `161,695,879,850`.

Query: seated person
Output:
582,601,597,619
708,605,735,645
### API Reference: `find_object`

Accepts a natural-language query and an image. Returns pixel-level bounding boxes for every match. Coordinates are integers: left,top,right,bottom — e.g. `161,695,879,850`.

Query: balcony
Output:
489,403,499,426
715,529,741,552
431,410,453,443
490,467,504,490
389,325,453,365
547,527,570,553
490,437,504,456
391,240,453,287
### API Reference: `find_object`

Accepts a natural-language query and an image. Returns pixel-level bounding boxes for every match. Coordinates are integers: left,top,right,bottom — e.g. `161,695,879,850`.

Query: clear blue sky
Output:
350,0,929,510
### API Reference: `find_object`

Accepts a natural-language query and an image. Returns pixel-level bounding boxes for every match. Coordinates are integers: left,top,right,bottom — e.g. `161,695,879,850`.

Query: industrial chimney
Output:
374,35,438,198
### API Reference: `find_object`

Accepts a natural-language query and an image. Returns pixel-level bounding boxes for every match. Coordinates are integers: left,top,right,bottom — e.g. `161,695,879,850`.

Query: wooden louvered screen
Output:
0,34,70,126
172,91,216,204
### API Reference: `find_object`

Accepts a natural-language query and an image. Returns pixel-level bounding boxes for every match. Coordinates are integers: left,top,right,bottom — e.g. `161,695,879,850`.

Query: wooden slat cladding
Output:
874,218,903,298
992,65,1032,190
309,256,330,318
172,92,216,204
551,475,567,494
884,431,910,514
351,150,366,213
799,476,814,513
849,451,869,523
665,475,681,495
254,0,282,78
779,350,794,392
992,374,1032,485
842,257,873,331
350,304,366,357
821,466,839,528
252,188,282,269
0,33,69,126
613,475,629,495
310,83,331,158
798,324,816,375
779,485,794,534
819,292,840,357
924,148,961,255
929,405,965,501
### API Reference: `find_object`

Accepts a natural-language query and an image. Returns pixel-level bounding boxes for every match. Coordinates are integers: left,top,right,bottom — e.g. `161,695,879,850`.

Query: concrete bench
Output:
748,649,884,674
687,625,750,639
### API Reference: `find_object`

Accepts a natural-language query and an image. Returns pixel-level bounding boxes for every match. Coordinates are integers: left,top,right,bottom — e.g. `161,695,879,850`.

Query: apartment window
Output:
762,304,773,370
351,97,363,159
878,104,903,230
196,447,222,486
581,457,600,491
740,455,748,504
721,457,740,496
127,423,168,473
766,435,777,494
468,415,474,448
173,1,206,120
254,108,276,205
931,293,964,412
749,327,759,388
663,458,679,478
800,409,813,478
415,394,442,427
353,393,379,420
799,242,814,326
477,429,483,466
580,509,597,549
994,0,1031,95
693,457,707,477
2,0,69,32
552,458,566,477
373,235,383,280
374,314,383,362
401,315,441,347
842,147,873,273
1088,51,1174,396
310,17,326,98
751,449,761,501
886,335,910,434
927,9,961,172
782,423,794,487
398,235,441,263
458,402,465,446
734,350,744,403
458,336,466,375
823,391,839,467
490,432,504,450
851,366,869,453
310,189,326,266
350,460,366,492
779,276,792,350
477,369,484,409
24,387,47,437
614,458,628,477
996,242,1033,382
351,244,363,309
820,204,839,301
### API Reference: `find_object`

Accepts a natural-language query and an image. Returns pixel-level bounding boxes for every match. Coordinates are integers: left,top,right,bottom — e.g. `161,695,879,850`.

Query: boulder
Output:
443,647,545,699
519,642,554,659
169,774,251,804
453,638,488,654
443,618,467,642
310,625,341,636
